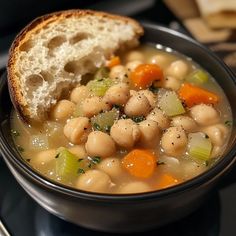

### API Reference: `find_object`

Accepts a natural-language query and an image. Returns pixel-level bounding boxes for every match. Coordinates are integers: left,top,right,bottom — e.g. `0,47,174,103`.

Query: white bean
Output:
125,51,144,62
70,86,90,104
103,83,130,106
76,169,112,193
50,100,75,121
124,93,152,117
126,60,142,75
162,76,181,91
165,60,188,80
81,96,110,117
147,108,170,130
161,127,187,157
69,145,87,158
190,104,220,126
149,54,170,68
138,120,161,147
171,116,197,132
138,90,157,108
64,117,90,144
97,157,123,180
118,182,151,194
109,65,128,82
85,131,116,158
202,124,229,146
110,119,140,148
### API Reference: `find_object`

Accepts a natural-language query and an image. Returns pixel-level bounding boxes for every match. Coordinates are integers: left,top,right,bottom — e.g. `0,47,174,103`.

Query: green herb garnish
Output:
17,145,24,152
78,168,85,174
11,129,20,137
132,116,145,123
91,156,101,164
225,120,232,127
93,123,101,131
149,84,159,94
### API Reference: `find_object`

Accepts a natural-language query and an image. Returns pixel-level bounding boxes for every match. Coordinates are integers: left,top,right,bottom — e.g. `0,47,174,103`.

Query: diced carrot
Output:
130,64,163,89
178,83,219,107
157,174,179,189
107,56,121,68
122,149,157,178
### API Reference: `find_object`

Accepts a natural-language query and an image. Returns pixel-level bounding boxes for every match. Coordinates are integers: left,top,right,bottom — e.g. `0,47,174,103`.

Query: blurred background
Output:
1,0,236,71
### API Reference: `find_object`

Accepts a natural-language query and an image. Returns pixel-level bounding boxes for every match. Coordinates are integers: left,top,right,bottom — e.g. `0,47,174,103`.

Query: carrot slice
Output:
122,149,157,178
178,83,219,107
107,56,121,68
130,64,163,89
157,174,179,189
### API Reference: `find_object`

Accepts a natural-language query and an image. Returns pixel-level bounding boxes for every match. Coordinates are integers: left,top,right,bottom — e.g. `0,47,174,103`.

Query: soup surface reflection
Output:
11,45,232,194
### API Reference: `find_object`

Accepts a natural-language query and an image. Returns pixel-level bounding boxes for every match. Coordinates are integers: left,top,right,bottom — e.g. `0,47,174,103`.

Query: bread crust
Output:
7,9,144,123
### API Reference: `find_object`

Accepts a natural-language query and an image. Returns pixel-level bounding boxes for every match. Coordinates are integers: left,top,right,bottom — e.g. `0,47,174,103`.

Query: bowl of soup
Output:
0,23,236,233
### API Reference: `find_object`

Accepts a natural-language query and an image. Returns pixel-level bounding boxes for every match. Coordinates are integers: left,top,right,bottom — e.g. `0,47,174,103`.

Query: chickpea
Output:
30,149,56,167
190,104,220,126
110,119,140,148
70,85,90,104
50,99,75,121
81,96,110,117
118,182,151,194
162,76,181,91
138,90,156,108
138,120,161,148
202,124,229,146
149,54,170,68
85,131,116,158
64,117,90,144
165,60,188,80
124,93,152,117
126,60,142,75
161,127,187,157
125,50,144,62
69,145,87,158
146,108,170,130
171,116,197,132
103,83,130,106
97,157,123,180
76,169,112,193
109,65,128,82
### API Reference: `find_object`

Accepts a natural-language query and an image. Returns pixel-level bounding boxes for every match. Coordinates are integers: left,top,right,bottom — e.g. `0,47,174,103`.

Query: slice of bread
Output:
7,9,143,123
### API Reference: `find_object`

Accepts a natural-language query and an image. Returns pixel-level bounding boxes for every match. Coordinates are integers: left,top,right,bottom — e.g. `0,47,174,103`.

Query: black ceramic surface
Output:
0,24,236,233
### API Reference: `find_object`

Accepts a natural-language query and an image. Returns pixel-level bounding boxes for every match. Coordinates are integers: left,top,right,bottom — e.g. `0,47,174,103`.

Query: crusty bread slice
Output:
7,9,143,122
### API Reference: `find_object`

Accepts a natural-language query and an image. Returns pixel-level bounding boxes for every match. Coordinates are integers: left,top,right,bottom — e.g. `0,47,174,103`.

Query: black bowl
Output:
0,23,236,233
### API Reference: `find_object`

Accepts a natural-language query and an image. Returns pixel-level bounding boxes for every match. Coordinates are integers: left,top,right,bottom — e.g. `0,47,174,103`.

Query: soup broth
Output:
11,44,232,194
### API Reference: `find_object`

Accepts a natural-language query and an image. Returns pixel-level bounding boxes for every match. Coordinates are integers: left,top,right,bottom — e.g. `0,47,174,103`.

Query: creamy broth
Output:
11,45,232,194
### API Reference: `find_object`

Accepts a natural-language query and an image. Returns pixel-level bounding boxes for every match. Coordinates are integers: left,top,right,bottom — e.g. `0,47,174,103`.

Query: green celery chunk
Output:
91,109,119,132
186,70,208,85
56,148,80,181
188,132,212,163
159,91,185,116
87,77,113,96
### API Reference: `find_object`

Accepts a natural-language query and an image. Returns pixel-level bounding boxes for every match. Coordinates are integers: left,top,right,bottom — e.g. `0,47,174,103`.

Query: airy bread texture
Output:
8,10,143,122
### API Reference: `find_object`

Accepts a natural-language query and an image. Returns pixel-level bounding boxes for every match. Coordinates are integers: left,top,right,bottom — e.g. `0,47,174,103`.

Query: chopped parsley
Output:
17,145,24,152
225,120,232,127
156,161,165,166
93,123,101,131
132,116,145,123
91,156,101,164
78,168,85,174
149,84,159,94
11,129,20,137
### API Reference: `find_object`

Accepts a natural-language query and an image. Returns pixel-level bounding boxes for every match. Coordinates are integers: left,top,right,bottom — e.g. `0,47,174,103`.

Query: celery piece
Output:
186,70,208,85
188,132,212,163
56,148,80,181
91,109,119,132
94,67,109,79
159,91,185,116
87,77,113,96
